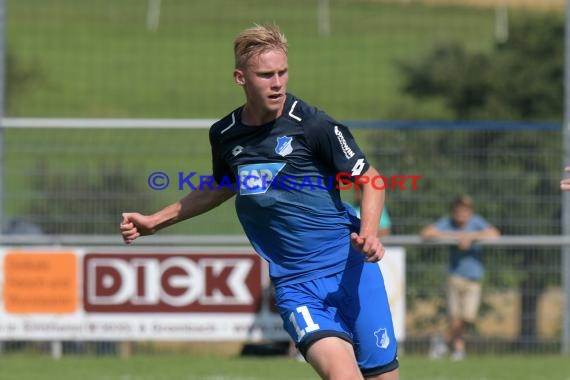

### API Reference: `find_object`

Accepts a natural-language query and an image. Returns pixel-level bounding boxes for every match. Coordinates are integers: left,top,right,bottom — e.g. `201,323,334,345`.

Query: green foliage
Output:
5,52,43,109
390,12,564,343
397,13,563,122
391,12,563,236
399,42,492,119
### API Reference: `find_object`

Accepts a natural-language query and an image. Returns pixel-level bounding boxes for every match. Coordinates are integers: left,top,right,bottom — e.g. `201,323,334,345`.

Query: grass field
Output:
1,353,570,380
7,0,497,119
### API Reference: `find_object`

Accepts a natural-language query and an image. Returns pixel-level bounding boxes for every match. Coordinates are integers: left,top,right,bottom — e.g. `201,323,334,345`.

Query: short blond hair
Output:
234,24,288,69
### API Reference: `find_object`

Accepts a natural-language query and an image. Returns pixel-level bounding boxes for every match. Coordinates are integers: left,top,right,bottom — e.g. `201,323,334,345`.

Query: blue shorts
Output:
274,261,399,376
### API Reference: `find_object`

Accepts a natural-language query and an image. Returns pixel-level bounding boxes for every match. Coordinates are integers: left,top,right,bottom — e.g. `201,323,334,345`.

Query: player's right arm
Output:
120,185,235,244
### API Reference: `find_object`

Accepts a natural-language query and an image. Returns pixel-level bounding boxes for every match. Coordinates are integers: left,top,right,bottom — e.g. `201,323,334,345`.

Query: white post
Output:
317,0,330,37
495,3,509,44
50,341,62,359
146,0,162,32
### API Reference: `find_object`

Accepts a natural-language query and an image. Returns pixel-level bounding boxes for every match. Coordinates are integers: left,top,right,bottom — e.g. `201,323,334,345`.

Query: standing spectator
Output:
421,194,499,360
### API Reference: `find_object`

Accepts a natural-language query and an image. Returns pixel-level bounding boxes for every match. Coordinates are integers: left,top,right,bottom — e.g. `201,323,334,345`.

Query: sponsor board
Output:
0,247,405,341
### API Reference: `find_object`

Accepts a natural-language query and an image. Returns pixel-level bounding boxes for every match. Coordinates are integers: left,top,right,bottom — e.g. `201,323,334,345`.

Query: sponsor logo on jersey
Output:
351,158,366,176
232,145,244,156
275,136,293,157
374,327,390,349
334,126,355,159
238,162,286,195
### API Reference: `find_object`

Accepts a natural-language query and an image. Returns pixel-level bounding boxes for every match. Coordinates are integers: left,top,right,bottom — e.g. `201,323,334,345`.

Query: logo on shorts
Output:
374,328,390,349
275,136,293,157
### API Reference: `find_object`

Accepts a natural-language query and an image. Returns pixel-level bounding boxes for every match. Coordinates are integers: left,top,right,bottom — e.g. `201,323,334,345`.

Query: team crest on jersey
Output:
275,136,293,157
374,328,390,349
238,162,286,195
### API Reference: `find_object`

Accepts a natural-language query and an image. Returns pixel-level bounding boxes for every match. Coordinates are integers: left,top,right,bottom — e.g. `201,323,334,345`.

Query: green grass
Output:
7,0,497,119
1,353,570,380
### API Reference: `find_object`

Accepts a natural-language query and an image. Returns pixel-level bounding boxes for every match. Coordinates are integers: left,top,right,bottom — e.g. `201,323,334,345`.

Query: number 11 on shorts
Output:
289,305,320,341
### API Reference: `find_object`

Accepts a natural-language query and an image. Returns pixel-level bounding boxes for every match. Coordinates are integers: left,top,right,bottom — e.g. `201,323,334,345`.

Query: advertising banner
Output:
0,247,405,341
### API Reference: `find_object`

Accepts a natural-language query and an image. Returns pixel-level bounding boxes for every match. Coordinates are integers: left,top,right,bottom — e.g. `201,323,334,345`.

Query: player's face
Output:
234,49,289,123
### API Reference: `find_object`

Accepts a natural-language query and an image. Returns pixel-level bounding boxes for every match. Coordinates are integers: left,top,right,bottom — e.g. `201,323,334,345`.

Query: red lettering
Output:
390,175,406,190
335,172,353,190
371,175,388,190
407,175,422,190
354,175,370,190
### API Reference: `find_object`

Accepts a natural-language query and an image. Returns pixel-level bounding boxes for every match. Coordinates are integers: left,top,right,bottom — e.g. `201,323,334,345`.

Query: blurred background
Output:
1,0,568,370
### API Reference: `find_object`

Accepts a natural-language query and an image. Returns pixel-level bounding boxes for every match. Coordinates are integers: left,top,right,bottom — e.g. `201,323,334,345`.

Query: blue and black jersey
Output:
209,93,371,286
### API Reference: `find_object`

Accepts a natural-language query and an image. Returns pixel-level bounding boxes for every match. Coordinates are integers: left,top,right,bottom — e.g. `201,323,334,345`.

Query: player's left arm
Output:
351,165,386,262
304,114,385,262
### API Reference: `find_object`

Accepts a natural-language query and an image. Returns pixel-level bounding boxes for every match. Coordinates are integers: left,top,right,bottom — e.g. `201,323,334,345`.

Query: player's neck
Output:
241,104,282,126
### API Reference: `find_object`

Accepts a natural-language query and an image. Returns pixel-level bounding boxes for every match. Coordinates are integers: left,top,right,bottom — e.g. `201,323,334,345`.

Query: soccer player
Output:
421,194,500,360
120,24,399,379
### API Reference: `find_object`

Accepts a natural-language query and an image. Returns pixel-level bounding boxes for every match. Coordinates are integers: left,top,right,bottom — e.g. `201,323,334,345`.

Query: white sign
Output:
0,247,405,341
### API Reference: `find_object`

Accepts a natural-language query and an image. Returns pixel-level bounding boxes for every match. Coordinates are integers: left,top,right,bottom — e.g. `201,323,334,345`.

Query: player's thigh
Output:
364,368,400,380
274,278,353,357
340,262,398,375
365,367,400,380
305,337,363,380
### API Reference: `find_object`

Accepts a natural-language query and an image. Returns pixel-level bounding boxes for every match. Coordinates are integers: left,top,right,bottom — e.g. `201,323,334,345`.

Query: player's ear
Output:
234,69,245,86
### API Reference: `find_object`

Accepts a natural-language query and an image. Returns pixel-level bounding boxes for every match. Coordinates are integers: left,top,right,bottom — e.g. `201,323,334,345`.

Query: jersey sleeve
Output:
209,126,236,184
304,112,370,180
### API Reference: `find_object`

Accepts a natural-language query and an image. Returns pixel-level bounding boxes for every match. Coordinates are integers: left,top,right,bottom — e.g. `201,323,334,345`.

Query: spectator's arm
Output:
420,224,459,240
464,226,500,241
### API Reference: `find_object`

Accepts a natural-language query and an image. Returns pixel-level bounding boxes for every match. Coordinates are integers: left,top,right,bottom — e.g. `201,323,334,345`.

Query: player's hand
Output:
561,167,570,191
350,232,385,262
120,212,156,244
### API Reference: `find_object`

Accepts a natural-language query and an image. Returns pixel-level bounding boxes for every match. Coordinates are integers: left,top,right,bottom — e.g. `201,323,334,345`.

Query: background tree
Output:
382,12,564,350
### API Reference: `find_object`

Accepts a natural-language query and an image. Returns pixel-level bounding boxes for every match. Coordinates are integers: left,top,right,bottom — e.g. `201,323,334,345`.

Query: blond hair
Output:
234,24,288,69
